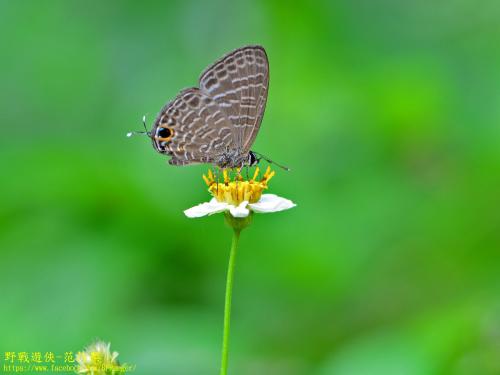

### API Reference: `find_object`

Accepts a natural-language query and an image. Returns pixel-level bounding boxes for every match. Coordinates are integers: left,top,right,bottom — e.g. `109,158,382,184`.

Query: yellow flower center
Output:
203,166,275,206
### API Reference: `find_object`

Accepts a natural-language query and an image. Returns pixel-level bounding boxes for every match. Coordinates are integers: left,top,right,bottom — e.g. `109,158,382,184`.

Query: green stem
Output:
220,228,240,375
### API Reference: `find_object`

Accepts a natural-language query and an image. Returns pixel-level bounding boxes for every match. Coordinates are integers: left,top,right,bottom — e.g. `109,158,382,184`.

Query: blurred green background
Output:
1,0,500,374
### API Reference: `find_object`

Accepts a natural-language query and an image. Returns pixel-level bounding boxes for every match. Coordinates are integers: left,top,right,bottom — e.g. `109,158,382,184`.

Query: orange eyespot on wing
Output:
155,126,174,142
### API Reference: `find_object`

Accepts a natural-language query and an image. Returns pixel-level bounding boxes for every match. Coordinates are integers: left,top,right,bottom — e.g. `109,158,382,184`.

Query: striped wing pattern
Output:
199,45,269,151
151,88,234,165
151,45,269,166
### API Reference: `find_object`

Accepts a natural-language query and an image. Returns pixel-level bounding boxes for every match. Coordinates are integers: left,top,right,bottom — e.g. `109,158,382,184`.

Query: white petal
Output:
184,198,229,218
248,194,296,213
229,201,250,218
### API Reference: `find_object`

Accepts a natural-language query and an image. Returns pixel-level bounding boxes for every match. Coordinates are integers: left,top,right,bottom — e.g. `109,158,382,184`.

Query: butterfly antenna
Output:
127,115,151,137
253,152,291,171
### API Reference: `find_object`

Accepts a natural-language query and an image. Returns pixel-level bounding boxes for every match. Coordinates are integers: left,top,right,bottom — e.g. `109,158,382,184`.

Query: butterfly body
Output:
150,45,269,169
213,148,259,169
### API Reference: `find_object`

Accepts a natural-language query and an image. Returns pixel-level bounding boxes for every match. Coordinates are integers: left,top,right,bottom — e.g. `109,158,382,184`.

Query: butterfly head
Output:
248,151,260,167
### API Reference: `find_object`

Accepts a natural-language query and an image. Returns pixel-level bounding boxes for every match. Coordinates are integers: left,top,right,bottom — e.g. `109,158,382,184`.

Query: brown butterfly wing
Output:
151,88,235,165
198,45,269,152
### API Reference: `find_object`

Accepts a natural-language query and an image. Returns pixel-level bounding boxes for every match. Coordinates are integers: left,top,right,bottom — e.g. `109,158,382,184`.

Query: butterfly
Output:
145,45,273,169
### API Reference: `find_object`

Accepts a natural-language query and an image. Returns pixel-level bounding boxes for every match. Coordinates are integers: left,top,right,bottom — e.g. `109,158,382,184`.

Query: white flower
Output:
185,194,296,218
248,194,296,213
184,167,296,219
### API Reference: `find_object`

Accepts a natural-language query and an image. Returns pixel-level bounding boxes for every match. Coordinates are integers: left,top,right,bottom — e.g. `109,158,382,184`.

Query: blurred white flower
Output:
76,341,120,375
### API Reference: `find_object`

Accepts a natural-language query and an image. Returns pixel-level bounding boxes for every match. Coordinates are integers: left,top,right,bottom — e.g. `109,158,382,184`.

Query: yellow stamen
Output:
252,167,260,181
204,167,276,205
202,174,211,186
262,167,275,183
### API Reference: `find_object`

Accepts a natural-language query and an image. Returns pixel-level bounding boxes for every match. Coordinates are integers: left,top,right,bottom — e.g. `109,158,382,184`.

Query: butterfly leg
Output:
215,167,220,194
235,166,243,186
